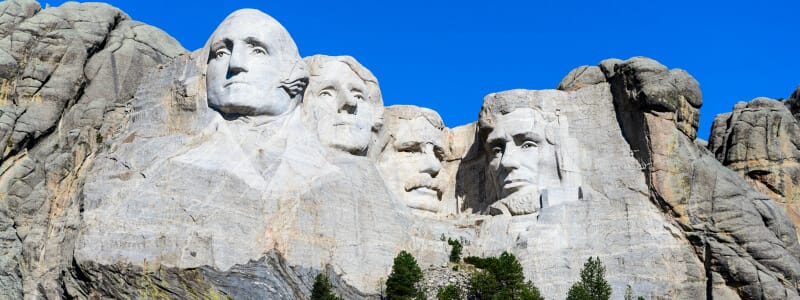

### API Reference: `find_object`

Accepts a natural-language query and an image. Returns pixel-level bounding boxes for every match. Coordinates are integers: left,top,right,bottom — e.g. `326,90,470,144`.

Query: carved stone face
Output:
485,108,546,200
206,10,301,116
305,60,374,154
378,114,445,213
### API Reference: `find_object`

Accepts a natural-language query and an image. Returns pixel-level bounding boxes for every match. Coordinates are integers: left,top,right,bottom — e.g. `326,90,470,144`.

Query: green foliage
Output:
567,284,592,300
437,284,463,300
566,257,612,300
447,238,463,263
624,285,633,300
624,285,646,300
311,274,343,300
466,252,544,300
463,256,493,269
385,251,424,300
469,269,499,299
519,285,545,300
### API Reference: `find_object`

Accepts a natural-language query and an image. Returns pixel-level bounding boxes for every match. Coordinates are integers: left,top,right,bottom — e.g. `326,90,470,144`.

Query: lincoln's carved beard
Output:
489,188,540,216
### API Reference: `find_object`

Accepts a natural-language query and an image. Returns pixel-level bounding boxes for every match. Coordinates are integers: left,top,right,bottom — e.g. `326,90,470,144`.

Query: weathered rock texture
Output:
0,2,798,300
0,0,184,298
709,89,800,241
599,57,800,299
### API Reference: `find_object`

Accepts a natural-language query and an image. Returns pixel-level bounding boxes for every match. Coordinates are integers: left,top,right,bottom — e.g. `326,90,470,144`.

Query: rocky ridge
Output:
709,87,800,238
0,1,798,299
0,0,184,298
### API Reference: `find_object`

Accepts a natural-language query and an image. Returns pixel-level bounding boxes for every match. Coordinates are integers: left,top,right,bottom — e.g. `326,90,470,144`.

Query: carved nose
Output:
420,144,441,177
227,47,249,77
337,93,357,114
500,144,521,171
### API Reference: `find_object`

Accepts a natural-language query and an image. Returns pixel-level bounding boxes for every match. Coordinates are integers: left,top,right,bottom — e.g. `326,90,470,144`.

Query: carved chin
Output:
403,188,441,213
210,87,290,116
320,126,370,154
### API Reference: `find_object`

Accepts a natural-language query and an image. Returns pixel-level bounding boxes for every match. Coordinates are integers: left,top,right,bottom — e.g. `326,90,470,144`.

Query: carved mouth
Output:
408,186,439,197
333,120,355,127
404,174,443,198
333,116,365,127
224,81,249,88
405,180,442,194
503,178,530,190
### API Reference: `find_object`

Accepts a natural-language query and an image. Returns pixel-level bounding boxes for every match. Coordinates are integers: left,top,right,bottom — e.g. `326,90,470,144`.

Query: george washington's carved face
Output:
206,10,303,116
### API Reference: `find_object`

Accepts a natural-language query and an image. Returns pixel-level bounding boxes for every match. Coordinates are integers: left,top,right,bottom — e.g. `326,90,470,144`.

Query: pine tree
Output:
437,284,463,300
311,273,343,300
385,251,424,300
447,238,463,263
566,257,612,300
466,252,544,300
624,285,634,300
624,284,646,300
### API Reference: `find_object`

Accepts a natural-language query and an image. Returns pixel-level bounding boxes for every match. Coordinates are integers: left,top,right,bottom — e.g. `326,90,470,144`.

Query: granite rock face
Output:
0,0,184,298
598,57,800,299
709,91,800,239
0,2,799,300
787,86,800,119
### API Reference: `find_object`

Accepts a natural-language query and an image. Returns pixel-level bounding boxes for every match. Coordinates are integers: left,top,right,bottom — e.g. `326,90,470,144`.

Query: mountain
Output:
0,1,798,299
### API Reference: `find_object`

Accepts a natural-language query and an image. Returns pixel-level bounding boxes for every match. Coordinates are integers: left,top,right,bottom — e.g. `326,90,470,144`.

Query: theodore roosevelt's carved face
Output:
304,59,376,154
206,10,304,116
378,108,445,214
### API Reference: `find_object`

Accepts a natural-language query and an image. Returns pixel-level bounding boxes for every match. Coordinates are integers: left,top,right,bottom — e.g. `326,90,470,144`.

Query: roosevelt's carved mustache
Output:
404,174,444,194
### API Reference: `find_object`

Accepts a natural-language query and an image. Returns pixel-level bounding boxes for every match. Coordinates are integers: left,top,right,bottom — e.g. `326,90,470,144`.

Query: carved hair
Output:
382,105,444,130
478,89,559,145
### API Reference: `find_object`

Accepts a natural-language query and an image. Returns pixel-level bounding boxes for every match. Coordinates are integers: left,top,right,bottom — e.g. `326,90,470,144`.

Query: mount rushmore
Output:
1,1,800,299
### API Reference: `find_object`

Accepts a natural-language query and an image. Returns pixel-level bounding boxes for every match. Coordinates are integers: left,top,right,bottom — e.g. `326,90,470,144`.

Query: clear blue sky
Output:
48,0,800,140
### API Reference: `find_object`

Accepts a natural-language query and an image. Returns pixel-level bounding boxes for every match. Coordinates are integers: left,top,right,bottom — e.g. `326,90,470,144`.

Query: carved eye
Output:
251,46,267,55
319,90,334,98
214,49,230,58
521,141,537,149
351,90,365,101
492,146,504,156
398,144,421,153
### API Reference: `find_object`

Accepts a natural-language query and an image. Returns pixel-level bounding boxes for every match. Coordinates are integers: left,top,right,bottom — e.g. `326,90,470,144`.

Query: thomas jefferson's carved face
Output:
206,11,299,116
378,116,445,213
305,60,374,154
486,108,546,199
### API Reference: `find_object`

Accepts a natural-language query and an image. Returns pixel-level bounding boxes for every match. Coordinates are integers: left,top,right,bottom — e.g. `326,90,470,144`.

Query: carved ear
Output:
281,77,308,98
281,59,309,98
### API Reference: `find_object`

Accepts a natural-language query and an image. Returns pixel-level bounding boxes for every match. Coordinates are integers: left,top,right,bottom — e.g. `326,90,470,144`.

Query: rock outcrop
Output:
709,89,800,242
597,57,800,299
0,2,798,300
0,0,184,298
